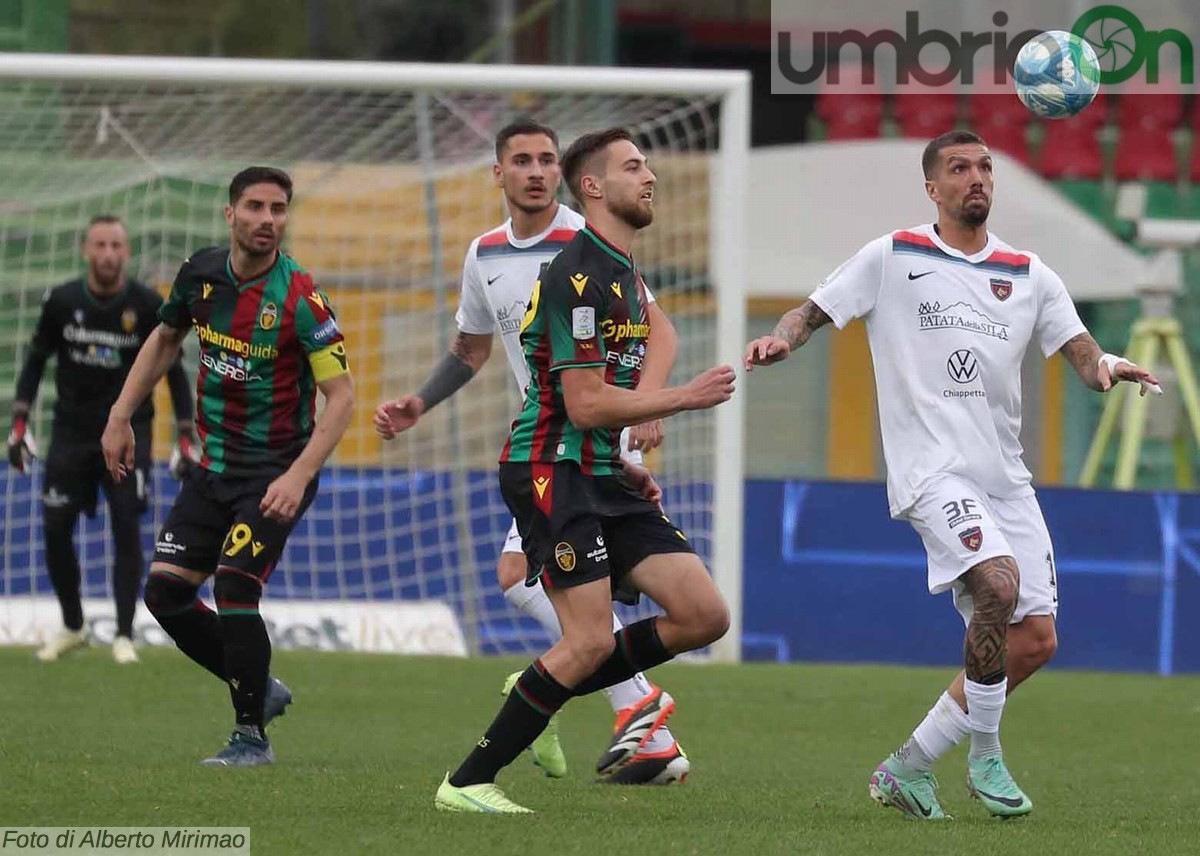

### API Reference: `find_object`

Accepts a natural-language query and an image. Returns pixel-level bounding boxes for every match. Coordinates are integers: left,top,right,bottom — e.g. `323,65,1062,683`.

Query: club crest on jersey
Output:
202,283,213,300
259,301,278,331
570,273,589,296
959,526,983,552
120,308,137,333
555,541,576,572
990,278,1013,302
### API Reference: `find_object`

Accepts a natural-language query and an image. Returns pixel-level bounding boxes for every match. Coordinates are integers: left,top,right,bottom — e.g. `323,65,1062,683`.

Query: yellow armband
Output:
309,341,350,382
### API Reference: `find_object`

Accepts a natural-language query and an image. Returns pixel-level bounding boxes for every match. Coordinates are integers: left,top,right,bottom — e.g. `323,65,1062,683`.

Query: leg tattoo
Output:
961,556,1019,685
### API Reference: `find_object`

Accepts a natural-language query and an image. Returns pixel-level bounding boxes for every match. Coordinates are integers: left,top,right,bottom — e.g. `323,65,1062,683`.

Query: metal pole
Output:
710,74,752,663
415,91,480,654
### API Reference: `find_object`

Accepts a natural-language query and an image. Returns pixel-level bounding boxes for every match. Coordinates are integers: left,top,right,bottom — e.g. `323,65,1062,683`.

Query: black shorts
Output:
152,467,319,580
498,461,695,604
43,422,151,518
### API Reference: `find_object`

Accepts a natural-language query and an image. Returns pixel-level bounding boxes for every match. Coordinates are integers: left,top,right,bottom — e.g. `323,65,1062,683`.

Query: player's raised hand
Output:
101,415,135,482
1098,354,1163,397
627,420,665,453
374,395,426,440
681,364,736,410
6,417,37,474
622,461,663,506
744,335,791,371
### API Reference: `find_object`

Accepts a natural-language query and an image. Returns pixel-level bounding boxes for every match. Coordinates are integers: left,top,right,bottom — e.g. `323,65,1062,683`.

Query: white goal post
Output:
0,54,749,661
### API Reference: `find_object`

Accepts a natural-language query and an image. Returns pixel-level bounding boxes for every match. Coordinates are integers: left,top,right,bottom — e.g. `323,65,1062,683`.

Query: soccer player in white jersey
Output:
374,120,689,785
746,130,1160,820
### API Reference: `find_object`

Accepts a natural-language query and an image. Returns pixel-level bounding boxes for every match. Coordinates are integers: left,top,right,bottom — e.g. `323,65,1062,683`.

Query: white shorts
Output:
502,518,523,555
501,427,643,557
904,475,1058,625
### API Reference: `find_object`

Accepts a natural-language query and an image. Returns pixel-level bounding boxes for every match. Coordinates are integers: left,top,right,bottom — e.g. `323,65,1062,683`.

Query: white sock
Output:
503,581,562,636
900,691,971,773
503,581,674,752
964,678,1007,760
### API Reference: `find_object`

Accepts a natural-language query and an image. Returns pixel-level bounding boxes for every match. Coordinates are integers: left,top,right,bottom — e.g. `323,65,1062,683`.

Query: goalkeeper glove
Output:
7,416,37,473
168,432,201,479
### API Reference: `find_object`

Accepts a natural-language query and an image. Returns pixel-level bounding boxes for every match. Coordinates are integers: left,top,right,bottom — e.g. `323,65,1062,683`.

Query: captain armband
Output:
309,341,350,382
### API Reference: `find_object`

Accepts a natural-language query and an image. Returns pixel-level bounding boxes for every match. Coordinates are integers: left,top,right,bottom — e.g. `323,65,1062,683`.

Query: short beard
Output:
236,235,278,259
90,265,122,290
960,206,988,228
610,197,653,230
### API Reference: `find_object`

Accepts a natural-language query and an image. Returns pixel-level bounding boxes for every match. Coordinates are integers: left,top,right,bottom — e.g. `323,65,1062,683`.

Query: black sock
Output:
110,508,144,639
572,617,673,696
450,660,573,787
220,613,271,729
44,507,83,631
144,572,226,679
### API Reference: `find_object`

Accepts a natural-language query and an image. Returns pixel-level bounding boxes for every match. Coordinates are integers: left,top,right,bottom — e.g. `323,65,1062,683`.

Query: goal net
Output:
0,55,748,660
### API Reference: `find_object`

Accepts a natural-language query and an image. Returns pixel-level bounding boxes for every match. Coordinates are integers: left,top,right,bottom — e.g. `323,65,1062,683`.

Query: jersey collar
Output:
928,223,995,264
582,223,633,269
505,202,564,249
225,248,280,288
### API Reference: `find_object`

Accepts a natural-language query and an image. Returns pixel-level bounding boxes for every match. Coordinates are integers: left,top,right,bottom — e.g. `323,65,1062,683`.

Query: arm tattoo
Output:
772,299,832,349
449,331,474,364
960,555,1019,684
416,339,476,412
1060,332,1103,391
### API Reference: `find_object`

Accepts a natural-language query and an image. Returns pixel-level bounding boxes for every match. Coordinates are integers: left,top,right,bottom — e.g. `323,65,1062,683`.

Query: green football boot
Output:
434,773,532,814
868,756,951,820
967,755,1033,817
502,670,567,778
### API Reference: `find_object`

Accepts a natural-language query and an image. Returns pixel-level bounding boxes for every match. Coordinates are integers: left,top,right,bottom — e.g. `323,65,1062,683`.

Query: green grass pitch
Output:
3,648,1197,855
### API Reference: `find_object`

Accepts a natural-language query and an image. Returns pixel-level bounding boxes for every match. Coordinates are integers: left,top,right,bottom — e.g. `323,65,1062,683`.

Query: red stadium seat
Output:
817,92,883,140
1038,118,1103,179
1113,127,1179,181
968,93,1029,128
980,122,1031,166
816,66,884,140
967,93,1031,165
1117,93,1184,130
892,92,960,138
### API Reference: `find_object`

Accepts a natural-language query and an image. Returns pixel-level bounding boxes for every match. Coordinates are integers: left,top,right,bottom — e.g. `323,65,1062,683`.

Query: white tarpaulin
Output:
746,140,1149,301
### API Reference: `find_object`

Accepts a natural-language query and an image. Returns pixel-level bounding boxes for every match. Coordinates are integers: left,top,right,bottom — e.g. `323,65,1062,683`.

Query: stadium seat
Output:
980,122,1031,165
1117,92,1184,131
892,92,959,138
1113,127,1179,181
967,93,1031,165
813,65,884,140
1038,118,1104,179
968,92,1029,128
816,91,883,140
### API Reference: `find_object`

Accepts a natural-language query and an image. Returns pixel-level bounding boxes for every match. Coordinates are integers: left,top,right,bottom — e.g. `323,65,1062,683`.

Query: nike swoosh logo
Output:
487,274,503,285
908,271,934,280
975,788,1026,808
913,797,932,817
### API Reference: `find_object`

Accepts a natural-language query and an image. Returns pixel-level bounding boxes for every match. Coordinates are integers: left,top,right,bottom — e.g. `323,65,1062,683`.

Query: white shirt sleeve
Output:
644,283,656,304
1033,258,1088,357
454,240,494,334
808,237,886,329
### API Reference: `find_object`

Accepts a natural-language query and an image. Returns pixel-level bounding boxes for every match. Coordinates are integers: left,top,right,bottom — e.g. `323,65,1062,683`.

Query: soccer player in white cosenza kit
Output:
374,120,689,784
745,130,1160,820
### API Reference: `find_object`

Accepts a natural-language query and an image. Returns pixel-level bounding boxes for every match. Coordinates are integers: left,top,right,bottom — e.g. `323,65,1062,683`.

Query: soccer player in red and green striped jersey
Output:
101,166,355,767
436,128,735,813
